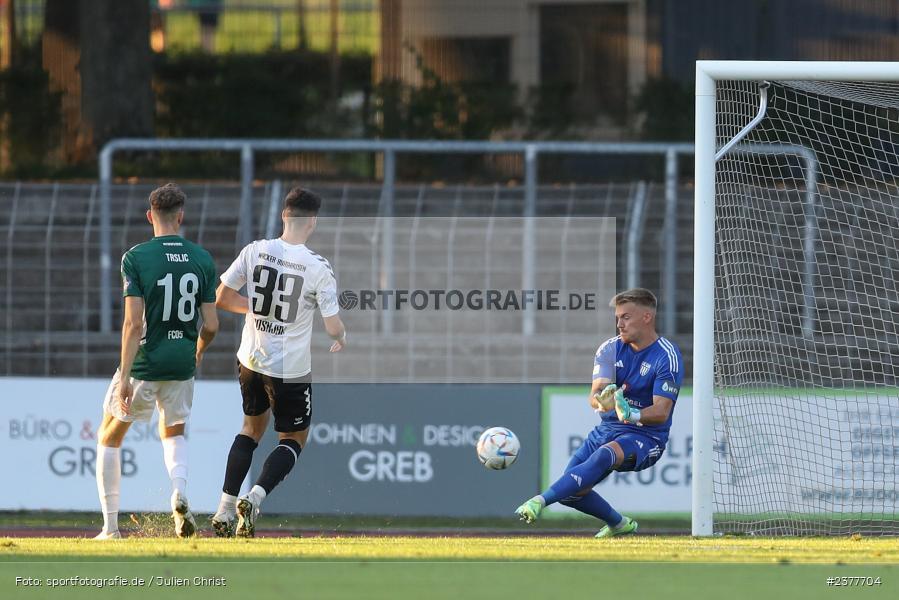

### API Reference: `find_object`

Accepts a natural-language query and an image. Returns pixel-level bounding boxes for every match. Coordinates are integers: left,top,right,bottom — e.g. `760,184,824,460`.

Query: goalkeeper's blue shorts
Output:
565,427,664,482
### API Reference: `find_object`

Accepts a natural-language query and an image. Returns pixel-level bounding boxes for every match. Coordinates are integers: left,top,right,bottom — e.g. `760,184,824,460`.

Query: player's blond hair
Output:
609,288,657,311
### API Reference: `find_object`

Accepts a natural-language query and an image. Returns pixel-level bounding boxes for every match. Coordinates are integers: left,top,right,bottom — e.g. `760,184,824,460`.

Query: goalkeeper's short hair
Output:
609,288,657,311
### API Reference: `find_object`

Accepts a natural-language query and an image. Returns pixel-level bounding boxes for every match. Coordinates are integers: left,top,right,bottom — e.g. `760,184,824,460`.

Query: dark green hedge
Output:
154,50,372,139
0,45,694,180
0,47,62,178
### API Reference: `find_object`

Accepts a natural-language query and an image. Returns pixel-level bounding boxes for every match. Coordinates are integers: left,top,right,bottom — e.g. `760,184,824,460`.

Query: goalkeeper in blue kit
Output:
516,288,684,537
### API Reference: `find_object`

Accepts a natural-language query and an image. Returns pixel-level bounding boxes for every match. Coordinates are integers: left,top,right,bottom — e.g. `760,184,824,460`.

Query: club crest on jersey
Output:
640,361,651,376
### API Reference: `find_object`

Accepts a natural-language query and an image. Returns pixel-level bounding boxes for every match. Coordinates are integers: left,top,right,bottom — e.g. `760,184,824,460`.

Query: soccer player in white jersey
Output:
95,184,219,539
211,187,346,537
515,288,684,537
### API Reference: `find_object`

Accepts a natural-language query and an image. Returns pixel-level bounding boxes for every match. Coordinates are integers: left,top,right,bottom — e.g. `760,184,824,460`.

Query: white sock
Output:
249,484,268,507
217,493,238,517
162,435,188,497
96,444,121,534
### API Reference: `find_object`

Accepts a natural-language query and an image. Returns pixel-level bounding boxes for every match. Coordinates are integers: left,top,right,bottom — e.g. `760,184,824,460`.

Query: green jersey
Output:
121,235,216,381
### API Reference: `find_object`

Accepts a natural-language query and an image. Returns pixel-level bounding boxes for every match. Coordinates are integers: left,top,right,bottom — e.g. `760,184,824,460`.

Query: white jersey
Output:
221,238,339,379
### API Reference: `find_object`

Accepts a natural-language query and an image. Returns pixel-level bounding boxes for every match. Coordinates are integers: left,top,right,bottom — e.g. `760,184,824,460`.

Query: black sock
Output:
256,439,302,495
223,434,258,496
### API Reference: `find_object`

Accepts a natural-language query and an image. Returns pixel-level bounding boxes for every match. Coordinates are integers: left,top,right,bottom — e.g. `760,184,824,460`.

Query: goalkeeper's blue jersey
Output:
592,335,684,445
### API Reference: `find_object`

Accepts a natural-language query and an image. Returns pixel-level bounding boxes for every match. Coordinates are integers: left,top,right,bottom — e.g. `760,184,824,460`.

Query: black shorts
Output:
238,364,312,433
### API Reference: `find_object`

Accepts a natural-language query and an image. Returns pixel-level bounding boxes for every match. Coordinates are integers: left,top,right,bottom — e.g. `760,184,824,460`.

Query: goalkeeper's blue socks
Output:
561,490,623,527
541,445,616,505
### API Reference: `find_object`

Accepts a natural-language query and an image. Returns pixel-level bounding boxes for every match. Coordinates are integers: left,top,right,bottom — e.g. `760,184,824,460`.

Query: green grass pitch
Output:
3,536,897,599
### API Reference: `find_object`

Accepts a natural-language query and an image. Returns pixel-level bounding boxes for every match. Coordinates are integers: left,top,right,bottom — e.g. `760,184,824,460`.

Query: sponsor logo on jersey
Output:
662,381,679,395
635,440,644,449
640,361,651,376
615,360,624,369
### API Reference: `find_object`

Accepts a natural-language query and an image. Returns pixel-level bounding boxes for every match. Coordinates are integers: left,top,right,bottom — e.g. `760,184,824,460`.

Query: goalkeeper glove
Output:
614,389,642,425
592,384,618,412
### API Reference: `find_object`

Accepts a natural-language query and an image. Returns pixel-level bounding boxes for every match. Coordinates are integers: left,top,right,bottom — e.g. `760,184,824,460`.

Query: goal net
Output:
710,76,899,535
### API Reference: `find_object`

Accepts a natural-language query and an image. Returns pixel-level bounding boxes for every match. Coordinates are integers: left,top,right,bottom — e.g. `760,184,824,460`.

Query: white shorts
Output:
103,369,194,427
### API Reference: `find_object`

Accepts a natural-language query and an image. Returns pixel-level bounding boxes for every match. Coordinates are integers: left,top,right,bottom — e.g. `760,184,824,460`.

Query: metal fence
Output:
0,138,823,379
99,139,695,337
1,178,695,379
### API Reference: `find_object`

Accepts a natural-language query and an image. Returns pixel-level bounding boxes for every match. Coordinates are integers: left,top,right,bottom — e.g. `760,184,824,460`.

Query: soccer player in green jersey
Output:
94,183,219,540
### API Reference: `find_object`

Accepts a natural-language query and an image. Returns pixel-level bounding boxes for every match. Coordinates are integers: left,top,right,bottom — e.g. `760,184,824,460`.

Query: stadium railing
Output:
0,139,821,379
0,183,684,378
98,139,695,338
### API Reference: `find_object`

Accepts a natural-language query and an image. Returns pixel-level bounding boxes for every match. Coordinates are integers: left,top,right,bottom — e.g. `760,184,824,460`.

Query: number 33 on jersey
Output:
220,238,339,379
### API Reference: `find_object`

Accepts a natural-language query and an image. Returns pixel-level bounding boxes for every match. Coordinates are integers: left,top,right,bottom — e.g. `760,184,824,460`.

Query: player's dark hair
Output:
610,288,657,310
283,187,322,217
148,183,186,215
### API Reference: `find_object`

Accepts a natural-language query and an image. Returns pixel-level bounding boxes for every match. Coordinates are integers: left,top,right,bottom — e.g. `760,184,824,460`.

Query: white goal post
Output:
693,61,899,536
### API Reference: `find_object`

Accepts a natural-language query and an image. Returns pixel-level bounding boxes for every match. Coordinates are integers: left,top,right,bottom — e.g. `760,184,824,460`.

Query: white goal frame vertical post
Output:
692,60,899,537
692,63,716,537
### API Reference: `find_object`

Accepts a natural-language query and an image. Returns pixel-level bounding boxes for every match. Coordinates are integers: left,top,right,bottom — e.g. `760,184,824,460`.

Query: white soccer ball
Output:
476,426,520,470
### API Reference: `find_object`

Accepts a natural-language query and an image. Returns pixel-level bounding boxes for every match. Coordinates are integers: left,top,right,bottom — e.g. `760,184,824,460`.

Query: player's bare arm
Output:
215,281,249,314
117,295,145,414
633,395,674,425
195,301,219,366
324,314,347,352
